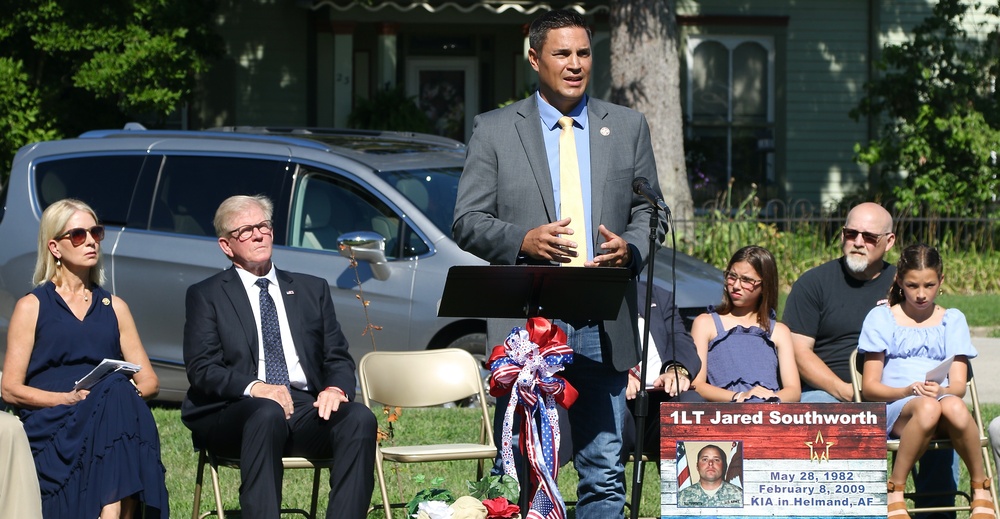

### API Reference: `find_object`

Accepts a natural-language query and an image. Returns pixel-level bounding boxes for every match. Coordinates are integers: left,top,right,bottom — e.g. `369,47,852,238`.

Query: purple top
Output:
706,307,780,402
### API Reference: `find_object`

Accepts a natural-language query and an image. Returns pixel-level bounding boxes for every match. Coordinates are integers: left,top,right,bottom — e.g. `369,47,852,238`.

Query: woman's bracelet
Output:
731,391,743,402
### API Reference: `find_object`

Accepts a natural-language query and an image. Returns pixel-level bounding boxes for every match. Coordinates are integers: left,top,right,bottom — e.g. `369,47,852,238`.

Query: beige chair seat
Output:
380,443,498,461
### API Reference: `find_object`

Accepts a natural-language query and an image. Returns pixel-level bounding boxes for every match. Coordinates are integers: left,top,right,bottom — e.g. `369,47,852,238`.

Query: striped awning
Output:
306,0,608,15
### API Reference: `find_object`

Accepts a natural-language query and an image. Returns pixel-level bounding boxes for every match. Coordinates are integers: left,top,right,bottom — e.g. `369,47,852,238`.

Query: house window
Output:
685,36,774,209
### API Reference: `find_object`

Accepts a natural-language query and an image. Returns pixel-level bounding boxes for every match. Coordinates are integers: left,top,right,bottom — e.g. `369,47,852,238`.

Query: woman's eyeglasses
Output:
55,226,105,247
842,227,889,246
227,220,273,242
724,270,762,290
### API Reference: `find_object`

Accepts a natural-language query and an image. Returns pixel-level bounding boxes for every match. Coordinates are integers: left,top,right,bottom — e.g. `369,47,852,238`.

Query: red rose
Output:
482,497,519,519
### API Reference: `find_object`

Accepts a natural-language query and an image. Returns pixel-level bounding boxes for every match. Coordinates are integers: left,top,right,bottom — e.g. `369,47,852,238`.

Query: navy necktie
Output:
256,278,290,386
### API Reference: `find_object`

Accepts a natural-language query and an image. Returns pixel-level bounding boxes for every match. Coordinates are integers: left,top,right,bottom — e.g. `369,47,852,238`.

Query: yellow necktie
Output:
558,116,588,266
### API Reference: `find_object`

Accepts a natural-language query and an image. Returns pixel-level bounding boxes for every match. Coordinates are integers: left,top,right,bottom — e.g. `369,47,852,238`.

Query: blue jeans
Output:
801,389,958,519
799,389,841,403
491,320,628,519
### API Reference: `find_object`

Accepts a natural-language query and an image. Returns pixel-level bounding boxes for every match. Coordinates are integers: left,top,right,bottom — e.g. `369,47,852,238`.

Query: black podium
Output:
438,264,630,514
439,265,630,319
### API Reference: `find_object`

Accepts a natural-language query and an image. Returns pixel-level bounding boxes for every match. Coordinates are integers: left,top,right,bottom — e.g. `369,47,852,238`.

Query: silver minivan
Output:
0,126,722,402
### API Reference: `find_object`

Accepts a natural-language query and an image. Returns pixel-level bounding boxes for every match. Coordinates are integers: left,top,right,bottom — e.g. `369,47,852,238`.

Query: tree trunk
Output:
609,0,694,226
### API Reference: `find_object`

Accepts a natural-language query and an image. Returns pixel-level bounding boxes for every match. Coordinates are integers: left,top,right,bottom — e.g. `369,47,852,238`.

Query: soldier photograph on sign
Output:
677,441,745,508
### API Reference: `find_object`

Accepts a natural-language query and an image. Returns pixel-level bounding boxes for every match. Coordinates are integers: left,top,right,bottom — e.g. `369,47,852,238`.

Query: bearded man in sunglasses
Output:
783,201,958,519
784,202,896,402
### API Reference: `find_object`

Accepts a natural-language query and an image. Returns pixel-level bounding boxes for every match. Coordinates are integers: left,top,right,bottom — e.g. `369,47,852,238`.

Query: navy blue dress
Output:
19,282,168,518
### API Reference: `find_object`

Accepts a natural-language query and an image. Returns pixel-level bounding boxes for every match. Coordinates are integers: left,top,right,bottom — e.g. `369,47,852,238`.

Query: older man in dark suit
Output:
452,9,664,517
181,195,376,519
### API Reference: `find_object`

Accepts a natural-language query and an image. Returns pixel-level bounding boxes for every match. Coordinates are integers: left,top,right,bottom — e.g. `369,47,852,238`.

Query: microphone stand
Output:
628,206,663,519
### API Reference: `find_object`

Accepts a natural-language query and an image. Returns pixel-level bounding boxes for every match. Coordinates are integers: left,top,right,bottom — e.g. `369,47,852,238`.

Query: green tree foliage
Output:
852,0,1000,217
0,0,222,181
0,58,60,171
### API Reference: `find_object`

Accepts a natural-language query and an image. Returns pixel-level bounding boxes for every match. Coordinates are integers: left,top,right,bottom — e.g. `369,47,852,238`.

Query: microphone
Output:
631,177,670,214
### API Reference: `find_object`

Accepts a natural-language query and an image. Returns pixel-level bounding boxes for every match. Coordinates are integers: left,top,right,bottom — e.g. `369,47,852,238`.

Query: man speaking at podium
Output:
452,9,663,518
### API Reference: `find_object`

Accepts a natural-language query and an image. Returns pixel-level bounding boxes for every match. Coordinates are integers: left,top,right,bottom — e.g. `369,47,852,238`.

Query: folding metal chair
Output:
191,448,335,519
358,349,497,519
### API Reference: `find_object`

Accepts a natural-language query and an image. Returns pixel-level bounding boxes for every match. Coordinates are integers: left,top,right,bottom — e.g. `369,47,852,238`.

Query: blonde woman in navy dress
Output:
2,199,168,518
858,244,993,519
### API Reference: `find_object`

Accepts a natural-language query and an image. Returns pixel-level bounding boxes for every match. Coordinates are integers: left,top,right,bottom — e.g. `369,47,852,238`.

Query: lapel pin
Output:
102,297,111,306
600,127,611,136
286,290,295,295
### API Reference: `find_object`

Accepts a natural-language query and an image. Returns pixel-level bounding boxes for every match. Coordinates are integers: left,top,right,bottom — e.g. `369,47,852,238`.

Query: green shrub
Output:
673,185,1000,294
347,85,433,134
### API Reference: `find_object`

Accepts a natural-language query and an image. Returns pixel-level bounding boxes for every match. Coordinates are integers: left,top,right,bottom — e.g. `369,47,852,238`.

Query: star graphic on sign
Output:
805,431,835,462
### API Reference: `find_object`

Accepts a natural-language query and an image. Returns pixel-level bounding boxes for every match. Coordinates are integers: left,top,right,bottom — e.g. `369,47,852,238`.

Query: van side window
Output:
35,155,146,225
150,156,287,237
290,172,429,259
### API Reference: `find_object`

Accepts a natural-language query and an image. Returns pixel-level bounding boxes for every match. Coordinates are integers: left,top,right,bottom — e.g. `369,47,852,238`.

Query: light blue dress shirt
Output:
536,92,594,262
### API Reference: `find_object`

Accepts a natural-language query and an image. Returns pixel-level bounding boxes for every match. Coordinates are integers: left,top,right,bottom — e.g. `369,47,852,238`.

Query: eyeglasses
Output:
227,220,273,242
842,227,890,246
55,225,105,247
724,270,762,290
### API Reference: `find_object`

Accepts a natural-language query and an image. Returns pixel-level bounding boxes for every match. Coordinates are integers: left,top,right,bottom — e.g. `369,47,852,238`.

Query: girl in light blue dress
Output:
858,244,993,519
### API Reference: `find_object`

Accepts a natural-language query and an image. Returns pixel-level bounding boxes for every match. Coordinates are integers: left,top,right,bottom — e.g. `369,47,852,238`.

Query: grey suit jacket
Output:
453,95,665,371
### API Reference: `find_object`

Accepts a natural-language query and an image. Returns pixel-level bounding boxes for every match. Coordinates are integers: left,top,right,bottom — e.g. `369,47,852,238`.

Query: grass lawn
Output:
149,290,1000,517
155,402,1000,519
938,293,1000,329
157,404,659,518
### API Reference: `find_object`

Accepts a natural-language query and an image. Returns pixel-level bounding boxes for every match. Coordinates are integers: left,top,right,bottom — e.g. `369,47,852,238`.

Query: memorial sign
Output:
659,402,886,519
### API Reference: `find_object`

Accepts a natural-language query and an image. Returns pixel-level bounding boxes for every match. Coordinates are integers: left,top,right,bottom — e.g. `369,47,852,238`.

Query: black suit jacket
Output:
637,281,700,378
181,267,356,423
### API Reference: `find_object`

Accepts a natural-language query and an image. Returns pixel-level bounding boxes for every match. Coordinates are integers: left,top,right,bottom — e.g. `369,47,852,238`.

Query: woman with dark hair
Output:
690,245,800,403
1,198,168,518
858,244,993,519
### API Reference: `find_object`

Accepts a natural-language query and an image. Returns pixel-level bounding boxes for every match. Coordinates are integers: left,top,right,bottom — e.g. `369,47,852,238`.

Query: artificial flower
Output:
451,495,488,519
482,497,520,519
415,500,453,519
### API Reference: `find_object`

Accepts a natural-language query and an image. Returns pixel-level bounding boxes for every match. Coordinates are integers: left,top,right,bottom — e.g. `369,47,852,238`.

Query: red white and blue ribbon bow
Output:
487,317,577,519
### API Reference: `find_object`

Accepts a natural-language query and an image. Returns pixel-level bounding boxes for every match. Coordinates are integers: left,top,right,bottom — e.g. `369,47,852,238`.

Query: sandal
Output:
971,478,996,519
887,481,909,518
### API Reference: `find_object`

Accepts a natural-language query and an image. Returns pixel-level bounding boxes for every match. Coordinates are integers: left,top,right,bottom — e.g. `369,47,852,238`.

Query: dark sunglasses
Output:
842,227,889,246
56,225,105,247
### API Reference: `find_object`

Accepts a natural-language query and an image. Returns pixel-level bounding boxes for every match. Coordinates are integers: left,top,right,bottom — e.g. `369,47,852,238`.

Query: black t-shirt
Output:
783,257,895,387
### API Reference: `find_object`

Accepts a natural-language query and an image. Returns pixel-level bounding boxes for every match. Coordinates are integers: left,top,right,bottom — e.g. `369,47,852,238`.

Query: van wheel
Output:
442,333,493,407
443,332,488,357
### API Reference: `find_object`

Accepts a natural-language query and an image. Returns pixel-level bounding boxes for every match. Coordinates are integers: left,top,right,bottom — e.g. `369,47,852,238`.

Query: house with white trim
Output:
189,0,997,209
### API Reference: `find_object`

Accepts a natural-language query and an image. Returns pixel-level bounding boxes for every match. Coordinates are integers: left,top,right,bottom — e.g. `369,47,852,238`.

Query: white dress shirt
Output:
234,265,309,393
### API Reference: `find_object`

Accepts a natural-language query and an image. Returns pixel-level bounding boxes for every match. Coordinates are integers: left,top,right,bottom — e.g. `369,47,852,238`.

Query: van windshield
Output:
374,167,462,236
